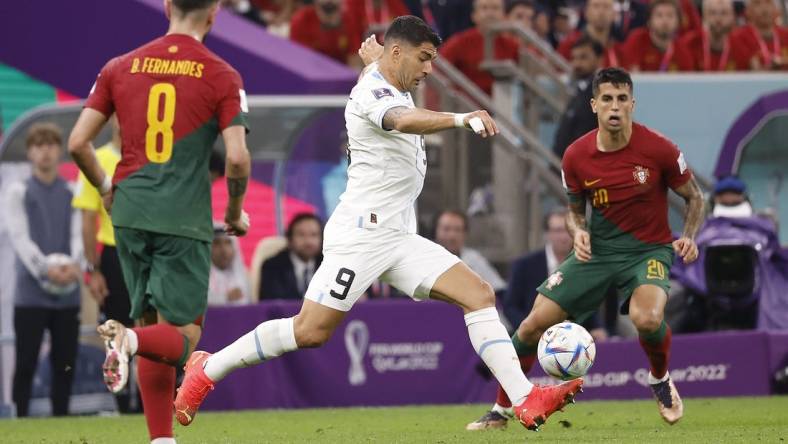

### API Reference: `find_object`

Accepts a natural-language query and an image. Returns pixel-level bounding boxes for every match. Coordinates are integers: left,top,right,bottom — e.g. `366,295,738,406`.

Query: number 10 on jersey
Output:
145,83,176,163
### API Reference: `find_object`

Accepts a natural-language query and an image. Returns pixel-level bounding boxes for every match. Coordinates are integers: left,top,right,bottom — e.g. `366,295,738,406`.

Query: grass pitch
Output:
3,396,787,443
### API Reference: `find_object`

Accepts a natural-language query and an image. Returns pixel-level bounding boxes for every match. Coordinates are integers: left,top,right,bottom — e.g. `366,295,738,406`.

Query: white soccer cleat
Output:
97,320,131,394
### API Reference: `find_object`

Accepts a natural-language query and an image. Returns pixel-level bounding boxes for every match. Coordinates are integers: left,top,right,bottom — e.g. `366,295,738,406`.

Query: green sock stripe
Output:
177,335,191,367
511,332,538,356
640,320,667,344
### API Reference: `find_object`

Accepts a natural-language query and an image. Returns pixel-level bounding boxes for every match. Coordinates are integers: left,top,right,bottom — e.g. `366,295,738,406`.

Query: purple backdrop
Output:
0,0,356,96
199,301,788,411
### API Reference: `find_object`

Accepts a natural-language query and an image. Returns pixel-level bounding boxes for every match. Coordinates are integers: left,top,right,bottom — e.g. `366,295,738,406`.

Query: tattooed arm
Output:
222,125,251,236
566,194,592,262
671,175,704,263
382,107,499,137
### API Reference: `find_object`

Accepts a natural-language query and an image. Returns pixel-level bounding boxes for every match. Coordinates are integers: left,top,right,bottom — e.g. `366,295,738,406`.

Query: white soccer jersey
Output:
331,63,427,234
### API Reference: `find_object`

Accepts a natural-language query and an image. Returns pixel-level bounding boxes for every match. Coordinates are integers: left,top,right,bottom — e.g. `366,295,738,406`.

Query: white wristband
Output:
99,175,112,195
454,113,469,128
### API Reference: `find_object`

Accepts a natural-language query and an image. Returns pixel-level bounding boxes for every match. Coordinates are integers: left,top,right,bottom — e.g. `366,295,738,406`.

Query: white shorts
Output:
304,221,461,311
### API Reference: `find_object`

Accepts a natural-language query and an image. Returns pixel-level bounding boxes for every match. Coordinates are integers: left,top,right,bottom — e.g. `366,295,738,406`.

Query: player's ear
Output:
590,97,597,114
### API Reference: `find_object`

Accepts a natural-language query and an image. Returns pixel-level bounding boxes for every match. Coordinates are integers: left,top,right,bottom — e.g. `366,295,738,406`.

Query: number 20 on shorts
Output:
145,83,176,163
646,259,666,280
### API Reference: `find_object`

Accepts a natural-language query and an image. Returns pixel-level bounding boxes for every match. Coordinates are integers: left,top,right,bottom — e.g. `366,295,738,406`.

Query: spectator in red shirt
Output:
621,0,692,71
731,0,788,70
677,0,751,71
677,0,703,36
347,0,410,33
290,0,365,68
557,0,624,67
441,0,520,94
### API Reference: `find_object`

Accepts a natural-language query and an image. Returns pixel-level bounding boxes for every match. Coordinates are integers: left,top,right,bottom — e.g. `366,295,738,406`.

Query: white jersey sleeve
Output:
351,69,412,130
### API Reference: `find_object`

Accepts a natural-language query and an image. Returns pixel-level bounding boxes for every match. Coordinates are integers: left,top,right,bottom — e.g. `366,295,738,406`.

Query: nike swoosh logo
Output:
584,179,601,186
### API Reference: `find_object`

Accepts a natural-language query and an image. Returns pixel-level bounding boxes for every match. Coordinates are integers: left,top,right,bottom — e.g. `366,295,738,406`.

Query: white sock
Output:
465,307,533,406
648,371,670,385
150,438,176,444
491,403,513,417
126,328,138,355
203,317,298,382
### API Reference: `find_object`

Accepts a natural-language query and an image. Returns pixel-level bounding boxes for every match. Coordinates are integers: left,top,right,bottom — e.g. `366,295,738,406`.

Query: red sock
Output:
138,357,175,440
495,355,536,408
639,325,672,379
133,324,189,366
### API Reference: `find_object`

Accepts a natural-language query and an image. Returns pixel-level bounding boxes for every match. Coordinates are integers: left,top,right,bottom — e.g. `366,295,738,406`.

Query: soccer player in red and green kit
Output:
467,67,704,430
68,1,251,442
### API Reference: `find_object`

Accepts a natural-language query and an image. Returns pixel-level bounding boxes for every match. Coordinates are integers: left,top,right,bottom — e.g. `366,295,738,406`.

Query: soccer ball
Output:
537,322,596,380
41,253,78,296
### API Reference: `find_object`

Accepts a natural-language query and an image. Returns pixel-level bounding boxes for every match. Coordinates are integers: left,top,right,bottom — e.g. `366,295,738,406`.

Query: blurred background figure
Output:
732,0,788,70
553,36,604,159
622,0,691,71
221,0,266,26
2,123,82,417
290,0,364,69
259,213,323,300
710,175,754,218
71,115,139,413
678,0,752,71
558,0,622,67
434,210,506,294
440,0,519,95
502,207,608,341
209,225,251,306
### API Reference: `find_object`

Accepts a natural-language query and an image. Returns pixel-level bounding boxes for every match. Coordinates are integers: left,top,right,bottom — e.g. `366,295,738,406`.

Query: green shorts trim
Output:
537,245,673,323
114,226,210,326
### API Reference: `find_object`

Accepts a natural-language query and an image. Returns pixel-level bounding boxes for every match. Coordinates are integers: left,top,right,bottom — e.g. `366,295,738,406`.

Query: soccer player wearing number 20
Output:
68,1,251,443
175,15,582,432
468,67,705,431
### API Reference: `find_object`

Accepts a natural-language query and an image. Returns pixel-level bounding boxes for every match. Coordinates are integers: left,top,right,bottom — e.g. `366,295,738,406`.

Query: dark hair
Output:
286,213,323,240
592,67,633,96
648,0,681,22
384,15,442,48
506,0,535,15
572,35,605,57
543,207,568,230
434,209,468,233
26,122,62,148
172,0,218,14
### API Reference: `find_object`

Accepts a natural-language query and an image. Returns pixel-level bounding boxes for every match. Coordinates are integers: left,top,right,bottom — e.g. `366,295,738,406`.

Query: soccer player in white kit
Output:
174,15,582,431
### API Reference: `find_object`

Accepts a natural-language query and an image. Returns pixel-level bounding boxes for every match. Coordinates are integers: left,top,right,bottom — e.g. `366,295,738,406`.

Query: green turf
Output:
3,397,788,443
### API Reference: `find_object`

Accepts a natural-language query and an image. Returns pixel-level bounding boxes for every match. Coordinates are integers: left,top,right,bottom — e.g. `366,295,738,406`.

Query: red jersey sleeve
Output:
654,134,692,189
215,68,249,131
561,146,583,199
84,58,118,116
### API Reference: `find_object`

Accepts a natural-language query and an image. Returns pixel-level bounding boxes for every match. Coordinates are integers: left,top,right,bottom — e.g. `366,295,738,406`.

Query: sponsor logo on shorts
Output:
545,271,564,290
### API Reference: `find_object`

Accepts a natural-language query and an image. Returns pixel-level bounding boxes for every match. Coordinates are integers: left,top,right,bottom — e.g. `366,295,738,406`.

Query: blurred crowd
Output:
222,0,788,83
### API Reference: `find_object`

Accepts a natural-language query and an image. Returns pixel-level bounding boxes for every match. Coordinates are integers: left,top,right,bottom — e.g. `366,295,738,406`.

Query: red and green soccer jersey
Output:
85,34,248,242
561,123,692,252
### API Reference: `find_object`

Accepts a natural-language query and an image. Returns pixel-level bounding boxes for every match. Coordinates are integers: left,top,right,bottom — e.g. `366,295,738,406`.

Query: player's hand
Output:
358,35,383,66
573,229,592,262
672,237,698,264
225,210,250,237
101,190,114,215
88,270,109,306
464,110,499,138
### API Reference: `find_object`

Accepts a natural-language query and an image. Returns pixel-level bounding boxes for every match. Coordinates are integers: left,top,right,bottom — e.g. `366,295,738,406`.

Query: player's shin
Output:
638,320,672,381
465,308,534,406
495,334,537,408
138,357,176,441
203,317,298,382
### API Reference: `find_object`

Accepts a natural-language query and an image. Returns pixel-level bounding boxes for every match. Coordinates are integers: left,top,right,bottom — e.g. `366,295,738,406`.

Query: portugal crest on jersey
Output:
633,165,650,184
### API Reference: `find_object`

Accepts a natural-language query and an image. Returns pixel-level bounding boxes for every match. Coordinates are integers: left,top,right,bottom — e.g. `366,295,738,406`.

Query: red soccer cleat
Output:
513,379,584,431
174,351,214,426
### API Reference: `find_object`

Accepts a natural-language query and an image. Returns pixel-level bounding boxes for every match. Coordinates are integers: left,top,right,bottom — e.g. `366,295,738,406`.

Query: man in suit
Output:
259,213,323,300
502,208,608,340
